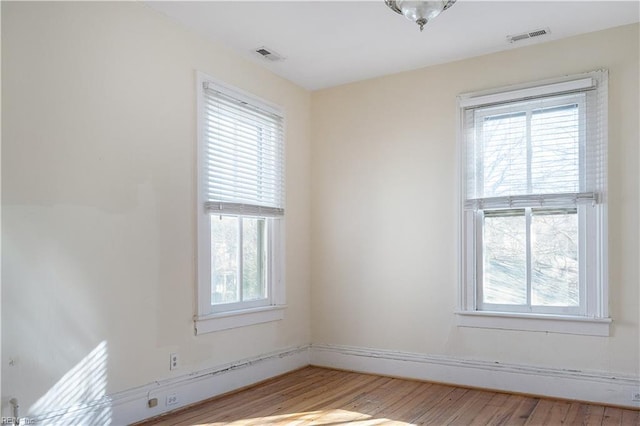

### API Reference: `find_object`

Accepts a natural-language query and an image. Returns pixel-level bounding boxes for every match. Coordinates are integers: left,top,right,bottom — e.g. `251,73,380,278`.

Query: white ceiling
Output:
146,1,640,90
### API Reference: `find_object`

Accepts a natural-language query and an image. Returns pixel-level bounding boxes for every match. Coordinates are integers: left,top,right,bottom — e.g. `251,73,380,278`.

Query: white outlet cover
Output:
170,352,179,370
166,393,178,406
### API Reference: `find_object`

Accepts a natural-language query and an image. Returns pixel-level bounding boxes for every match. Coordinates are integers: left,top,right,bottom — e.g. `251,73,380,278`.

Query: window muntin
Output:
197,75,285,319
459,71,607,323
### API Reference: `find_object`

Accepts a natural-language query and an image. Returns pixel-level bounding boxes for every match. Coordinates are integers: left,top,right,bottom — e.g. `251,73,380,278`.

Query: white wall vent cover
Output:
255,46,285,62
507,28,551,43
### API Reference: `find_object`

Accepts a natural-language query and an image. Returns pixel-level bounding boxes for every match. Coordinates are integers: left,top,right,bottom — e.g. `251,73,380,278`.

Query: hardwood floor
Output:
136,366,639,426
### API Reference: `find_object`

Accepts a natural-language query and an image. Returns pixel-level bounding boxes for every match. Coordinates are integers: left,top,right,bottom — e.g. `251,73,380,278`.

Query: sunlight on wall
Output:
28,341,110,424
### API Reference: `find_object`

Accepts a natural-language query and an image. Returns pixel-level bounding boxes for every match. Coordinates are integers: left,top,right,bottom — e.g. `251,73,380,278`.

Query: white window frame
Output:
195,72,286,335
456,71,610,336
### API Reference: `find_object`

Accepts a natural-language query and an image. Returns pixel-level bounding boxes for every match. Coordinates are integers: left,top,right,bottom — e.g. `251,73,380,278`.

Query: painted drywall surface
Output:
1,0,310,413
311,24,639,376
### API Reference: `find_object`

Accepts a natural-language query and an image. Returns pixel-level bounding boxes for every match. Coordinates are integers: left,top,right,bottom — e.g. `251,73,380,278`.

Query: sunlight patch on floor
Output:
190,408,414,425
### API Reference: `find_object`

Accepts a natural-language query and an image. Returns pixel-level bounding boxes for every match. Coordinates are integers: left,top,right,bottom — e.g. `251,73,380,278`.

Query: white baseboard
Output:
310,344,640,409
23,342,639,425
27,345,310,426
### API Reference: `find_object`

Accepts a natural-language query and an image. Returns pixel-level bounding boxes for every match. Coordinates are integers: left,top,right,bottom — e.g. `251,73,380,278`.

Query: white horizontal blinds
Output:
471,192,598,210
530,102,580,194
584,78,608,201
463,72,607,210
203,82,285,217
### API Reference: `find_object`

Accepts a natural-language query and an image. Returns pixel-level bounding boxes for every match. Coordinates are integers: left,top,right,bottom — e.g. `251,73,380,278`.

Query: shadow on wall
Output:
28,341,111,425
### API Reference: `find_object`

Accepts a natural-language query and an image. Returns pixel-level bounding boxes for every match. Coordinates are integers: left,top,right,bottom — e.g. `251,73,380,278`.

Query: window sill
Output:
455,310,611,336
195,305,286,335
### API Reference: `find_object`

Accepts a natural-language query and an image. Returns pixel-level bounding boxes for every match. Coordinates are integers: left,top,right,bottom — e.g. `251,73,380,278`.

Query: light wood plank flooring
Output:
136,366,639,426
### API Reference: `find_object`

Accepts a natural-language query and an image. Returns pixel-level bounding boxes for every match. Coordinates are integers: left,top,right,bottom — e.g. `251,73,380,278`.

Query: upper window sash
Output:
463,93,588,204
459,70,607,206
199,75,285,217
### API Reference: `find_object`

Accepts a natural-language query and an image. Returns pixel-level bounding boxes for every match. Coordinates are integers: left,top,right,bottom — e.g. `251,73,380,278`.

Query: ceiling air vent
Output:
507,28,551,44
254,46,285,62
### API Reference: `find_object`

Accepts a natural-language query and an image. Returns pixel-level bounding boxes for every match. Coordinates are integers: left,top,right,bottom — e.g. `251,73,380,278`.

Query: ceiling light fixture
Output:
385,1,457,32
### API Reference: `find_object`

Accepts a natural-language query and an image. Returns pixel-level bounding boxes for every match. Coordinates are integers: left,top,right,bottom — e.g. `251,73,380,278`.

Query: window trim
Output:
454,310,611,336
195,72,286,335
456,70,609,336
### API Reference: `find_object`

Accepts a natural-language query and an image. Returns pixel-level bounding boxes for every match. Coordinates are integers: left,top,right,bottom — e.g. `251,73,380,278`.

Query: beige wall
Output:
311,23,639,375
2,0,638,417
1,1,310,410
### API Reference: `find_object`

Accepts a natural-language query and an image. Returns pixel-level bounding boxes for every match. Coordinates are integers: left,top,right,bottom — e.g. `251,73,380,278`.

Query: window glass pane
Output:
481,112,527,198
211,216,239,305
242,217,266,301
531,104,579,194
531,210,579,306
483,211,527,304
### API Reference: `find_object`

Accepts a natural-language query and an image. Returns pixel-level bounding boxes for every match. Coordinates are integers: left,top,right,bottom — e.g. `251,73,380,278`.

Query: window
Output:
457,71,610,336
195,73,285,334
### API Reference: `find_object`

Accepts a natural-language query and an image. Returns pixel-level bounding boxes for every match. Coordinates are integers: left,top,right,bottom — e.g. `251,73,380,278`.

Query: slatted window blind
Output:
462,73,607,211
202,82,285,217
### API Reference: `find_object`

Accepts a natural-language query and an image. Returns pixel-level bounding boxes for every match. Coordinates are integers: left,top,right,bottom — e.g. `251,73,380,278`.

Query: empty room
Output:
2,1,639,425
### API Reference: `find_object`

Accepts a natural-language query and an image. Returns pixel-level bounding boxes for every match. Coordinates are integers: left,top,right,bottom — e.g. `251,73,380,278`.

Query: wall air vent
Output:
507,28,551,44
254,46,285,62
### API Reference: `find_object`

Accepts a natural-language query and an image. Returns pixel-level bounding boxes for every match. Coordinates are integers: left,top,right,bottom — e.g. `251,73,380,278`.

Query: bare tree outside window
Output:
477,102,580,308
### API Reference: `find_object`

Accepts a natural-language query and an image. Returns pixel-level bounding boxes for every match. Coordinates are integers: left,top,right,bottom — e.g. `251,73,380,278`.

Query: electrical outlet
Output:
632,391,640,402
170,353,179,370
166,393,178,406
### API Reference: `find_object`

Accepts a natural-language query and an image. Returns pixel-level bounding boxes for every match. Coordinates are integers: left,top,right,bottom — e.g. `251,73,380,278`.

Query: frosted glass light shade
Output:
385,0,456,31
396,1,446,22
